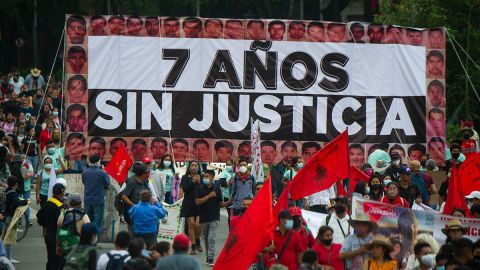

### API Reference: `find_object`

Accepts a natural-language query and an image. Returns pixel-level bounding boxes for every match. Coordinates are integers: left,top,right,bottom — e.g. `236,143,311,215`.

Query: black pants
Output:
45,234,62,270
134,233,157,249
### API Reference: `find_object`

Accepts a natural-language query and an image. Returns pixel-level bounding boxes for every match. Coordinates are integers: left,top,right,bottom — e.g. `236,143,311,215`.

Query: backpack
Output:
0,189,15,214
64,245,96,270
58,209,85,254
114,190,125,214
105,252,130,270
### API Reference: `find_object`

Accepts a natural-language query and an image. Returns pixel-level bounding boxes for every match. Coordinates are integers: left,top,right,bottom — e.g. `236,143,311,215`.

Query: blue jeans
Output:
26,155,38,184
21,190,31,223
84,203,105,234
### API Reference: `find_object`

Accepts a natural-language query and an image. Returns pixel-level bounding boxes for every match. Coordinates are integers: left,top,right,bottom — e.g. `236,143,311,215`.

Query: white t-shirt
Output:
96,250,130,270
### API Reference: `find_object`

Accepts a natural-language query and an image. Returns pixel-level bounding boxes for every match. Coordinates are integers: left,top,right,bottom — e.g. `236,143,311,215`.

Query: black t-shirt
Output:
398,182,421,207
22,137,38,156
195,184,223,223
123,179,149,206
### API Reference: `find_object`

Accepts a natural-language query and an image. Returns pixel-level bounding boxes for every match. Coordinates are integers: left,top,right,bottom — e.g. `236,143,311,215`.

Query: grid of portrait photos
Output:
64,15,446,165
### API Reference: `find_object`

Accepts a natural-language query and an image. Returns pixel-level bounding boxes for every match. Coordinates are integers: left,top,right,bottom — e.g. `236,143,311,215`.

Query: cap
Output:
465,191,480,200
56,178,67,188
289,207,302,217
52,183,66,195
400,164,411,175
81,223,98,237
89,155,100,164
173,233,190,250
68,193,82,205
142,157,152,164
30,68,41,77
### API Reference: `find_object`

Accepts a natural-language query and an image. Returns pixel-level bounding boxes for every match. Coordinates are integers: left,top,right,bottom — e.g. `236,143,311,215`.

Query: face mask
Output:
225,166,233,172
163,161,171,167
202,179,212,186
284,220,293,230
452,153,460,159
53,112,59,117
297,163,304,169
190,167,199,174
383,179,392,186
436,266,445,270
320,239,333,246
44,164,53,169
334,205,346,215
47,147,56,155
468,202,473,208
393,160,400,166
464,133,471,140
239,166,247,174
293,217,302,229
365,186,370,194
365,168,373,176
371,184,382,191
240,207,247,214
420,254,435,266
388,190,397,197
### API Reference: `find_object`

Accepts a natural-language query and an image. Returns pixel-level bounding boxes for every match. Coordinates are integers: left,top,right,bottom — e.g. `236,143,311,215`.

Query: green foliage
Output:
375,0,446,28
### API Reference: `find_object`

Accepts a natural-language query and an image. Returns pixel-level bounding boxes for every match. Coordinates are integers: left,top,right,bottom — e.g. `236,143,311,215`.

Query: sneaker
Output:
10,259,19,264
207,260,214,267
28,222,33,227
190,244,197,255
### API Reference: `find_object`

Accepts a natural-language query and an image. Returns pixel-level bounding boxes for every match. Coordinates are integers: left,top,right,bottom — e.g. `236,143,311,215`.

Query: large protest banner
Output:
64,15,446,165
351,196,480,253
157,199,184,243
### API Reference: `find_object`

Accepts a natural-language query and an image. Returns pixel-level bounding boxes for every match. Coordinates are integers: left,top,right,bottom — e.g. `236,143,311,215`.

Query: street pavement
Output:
14,194,229,270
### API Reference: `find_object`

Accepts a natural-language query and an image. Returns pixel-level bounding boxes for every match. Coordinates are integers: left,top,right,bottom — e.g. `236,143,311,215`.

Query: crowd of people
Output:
0,65,479,270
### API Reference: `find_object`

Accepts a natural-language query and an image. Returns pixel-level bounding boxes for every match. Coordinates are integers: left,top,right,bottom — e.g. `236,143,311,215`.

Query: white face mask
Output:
239,166,247,174
420,254,435,266
163,160,171,167
44,164,53,170
393,160,401,166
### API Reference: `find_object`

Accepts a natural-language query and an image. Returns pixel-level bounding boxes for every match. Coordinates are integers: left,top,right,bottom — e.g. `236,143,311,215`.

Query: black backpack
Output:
105,252,130,270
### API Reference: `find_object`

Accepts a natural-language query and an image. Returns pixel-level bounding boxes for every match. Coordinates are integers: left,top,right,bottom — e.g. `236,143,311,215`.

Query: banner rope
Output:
447,30,480,72
24,21,66,157
445,30,480,103
346,25,410,162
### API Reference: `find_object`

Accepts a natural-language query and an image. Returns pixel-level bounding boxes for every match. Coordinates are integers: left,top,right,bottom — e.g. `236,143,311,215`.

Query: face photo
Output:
89,15,108,36
66,46,88,74
307,22,324,42
145,16,160,37
204,19,223,39
268,20,286,41
280,141,298,164
131,138,148,161
261,140,277,166
192,138,211,161
288,21,306,41
348,23,365,43
426,50,445,79
66,75,87,104
214,140,234,162
162,17,180,38
383,26,404,44
150,137,168,160
427,80,445,107
66,15,87,44
171,138,189,162
66,104,87,132
109,137,128,158
349,144,365,168
407,143,426,162
108,15,126,35
246,20,266,40
65,133,86,161
224,20,244,39
88,137,106,160
428,29,445,49
301,141,321,163
367,24,384,44
428,137,445,166
182,17,203,38
427,108,445,137
406,29,424,46
126,16,145,36
326,23,346,42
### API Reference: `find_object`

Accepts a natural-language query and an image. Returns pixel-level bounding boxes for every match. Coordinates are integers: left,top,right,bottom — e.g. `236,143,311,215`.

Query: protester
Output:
179,160,203,254
369,174,385,201
35,157,59,209
289,207,315,249
195,169,225,266
340,213,376,269
128,190,167,248
229,196,252,232
154,241,172,258
325,197,351,245
364,235,397,270
312,225,344,270
156,154,176,204
385,152,403,181
298,250,318,270
396,165,421,207
381,182,409,208
143,157,165,203
442,219,467,244
453,238,480,268
64,223,98,270
409,241,435,270
82,154,109,235
155,233,201,270
231,157,256,216
96,231,131,270
121,162,150,233
409,160,436,206
41,183,65,270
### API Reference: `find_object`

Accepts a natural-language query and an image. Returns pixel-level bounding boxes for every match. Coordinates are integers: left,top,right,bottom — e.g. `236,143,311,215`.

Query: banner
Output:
351,197,480,253
157,198,184,243
3,204,30,245
250,119,264,182
64,15,446,164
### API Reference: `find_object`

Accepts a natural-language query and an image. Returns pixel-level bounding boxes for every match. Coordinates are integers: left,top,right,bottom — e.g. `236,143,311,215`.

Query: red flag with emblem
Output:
104,144,133,185
349,165,370,193
272,181,290,229
457,153,480,197
214,178,273,270
443,162,471,217
289,130,349,200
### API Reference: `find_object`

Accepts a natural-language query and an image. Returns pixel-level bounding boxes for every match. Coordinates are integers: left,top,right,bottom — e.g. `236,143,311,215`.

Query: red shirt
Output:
312,242,344,270
380,195,409,208
272,229,304,270
39,128,52,150
296,226,315,249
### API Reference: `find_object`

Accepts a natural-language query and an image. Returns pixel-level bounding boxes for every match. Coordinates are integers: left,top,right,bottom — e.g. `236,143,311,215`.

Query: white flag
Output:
47,168,57,198
251,119,264,182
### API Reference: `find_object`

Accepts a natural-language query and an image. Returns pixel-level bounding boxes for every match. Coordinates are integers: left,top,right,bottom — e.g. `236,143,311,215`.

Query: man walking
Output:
82,155,109,235
42,183,65,270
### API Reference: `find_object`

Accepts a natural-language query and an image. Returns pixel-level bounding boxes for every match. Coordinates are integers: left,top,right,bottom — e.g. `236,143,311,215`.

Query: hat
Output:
89,155,100,164
349,213,378,231
52,183,66,195
81,223,98,237
173,233,190,250
365,235,394,252
289,207,302,217
400,164,411,175
30,68,41,77
56,178,67,188
368,150,391,174
441,219,468,235
461,128,474,137
68,193,82,205
142,157,152,164
465,191,480,200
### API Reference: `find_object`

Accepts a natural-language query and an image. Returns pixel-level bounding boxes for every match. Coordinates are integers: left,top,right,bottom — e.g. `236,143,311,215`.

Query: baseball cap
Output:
81,223,98,237
52,183,66,195
289,207,302,217
173,233,190,250
56,178,67,188
142,157,152,164
68,193,82,205
400,164,411,175
465,191,480,200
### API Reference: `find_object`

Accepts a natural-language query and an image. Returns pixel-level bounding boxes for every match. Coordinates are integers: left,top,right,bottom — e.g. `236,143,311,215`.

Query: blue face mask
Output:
365,186,370,194
284,220,293,230
297,163,304,169
202,179,211,186
436,266,445,270
383,179,392,186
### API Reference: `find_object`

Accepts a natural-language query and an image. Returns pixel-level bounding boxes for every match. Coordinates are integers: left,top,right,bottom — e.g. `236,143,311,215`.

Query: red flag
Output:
443,162,471,217
290,130,349,200
458,153,480,197
214,178,273,270
272,182,290,229
337,181,347,197
349,165,370,193
104,144,133,185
